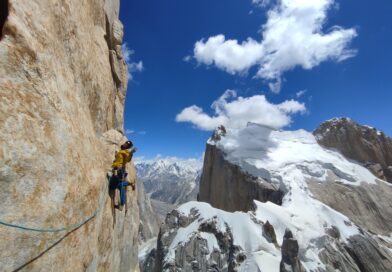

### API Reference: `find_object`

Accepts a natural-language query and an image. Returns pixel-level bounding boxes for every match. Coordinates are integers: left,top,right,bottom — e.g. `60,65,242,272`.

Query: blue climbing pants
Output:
110,168,130,205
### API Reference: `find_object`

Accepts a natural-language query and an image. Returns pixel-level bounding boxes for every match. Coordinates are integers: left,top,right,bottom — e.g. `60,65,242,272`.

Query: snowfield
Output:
171,201,281,271
165,123,381,271
213,123,376,186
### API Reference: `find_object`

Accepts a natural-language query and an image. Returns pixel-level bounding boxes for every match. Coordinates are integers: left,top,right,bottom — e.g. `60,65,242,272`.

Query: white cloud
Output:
122,43,134,63
125,128,146,136
183,55,192,62
277,99,306,113
252,0,270,7
129,61,144,73
176,105,228,130
125,129,135,135
296,89,307,98
194,35,264,75
122,43,144,80
176,90,305,131
192,0,357,92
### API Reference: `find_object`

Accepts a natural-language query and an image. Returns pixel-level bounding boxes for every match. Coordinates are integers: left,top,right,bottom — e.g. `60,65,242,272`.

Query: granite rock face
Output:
307,177,392,235
263,220,278,245
193,124,392,272
0,0,139,271
314,118,392,183
280,229,305,272
150,199,176,224
199,144,284,212
317,232,392,272
137,179,159,245
138,181,159,272
154,208,246,272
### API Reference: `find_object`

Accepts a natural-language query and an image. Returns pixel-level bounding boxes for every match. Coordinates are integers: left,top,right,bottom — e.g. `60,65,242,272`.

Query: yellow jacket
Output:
112,149,133,169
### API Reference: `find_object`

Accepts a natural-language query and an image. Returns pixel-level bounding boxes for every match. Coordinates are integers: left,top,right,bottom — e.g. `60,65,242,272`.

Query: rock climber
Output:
110,140,137,211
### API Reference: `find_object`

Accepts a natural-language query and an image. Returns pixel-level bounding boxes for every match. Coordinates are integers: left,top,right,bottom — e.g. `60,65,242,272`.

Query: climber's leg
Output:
108,174,118,226
119,181,128,205
116,169,125,209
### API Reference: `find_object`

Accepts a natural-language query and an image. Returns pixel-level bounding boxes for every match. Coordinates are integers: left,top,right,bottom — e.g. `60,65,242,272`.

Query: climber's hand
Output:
131,147,138,153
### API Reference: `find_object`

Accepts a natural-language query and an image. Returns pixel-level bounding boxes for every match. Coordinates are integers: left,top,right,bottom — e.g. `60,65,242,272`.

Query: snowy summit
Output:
156,123,389,271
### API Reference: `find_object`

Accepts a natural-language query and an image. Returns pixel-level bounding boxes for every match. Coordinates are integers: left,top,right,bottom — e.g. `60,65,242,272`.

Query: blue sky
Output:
120,0,392,159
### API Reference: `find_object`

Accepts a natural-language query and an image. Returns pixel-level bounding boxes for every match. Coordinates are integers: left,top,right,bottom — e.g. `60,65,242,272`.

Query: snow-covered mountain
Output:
314,117,392,183
135,157,202,205
151,123,392,272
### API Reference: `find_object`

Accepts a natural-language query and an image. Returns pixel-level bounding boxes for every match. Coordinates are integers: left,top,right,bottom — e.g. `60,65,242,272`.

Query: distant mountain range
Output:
135,157,202,205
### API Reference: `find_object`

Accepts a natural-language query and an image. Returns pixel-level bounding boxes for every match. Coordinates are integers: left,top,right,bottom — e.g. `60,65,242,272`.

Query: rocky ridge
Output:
0,0,139,271
153,122,392,272
314,117,392,183
136,158,202,205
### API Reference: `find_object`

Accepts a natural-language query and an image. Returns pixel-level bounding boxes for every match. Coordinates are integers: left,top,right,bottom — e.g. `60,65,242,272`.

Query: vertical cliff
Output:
199,143,284,212
314,118,392,183
0,0,139,271
137,179,159,245
154,124,392,271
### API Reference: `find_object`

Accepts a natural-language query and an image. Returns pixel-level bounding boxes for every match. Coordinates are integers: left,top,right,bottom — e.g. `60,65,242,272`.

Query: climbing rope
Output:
0,177,110,233
0,211,98,233
1,176,127,272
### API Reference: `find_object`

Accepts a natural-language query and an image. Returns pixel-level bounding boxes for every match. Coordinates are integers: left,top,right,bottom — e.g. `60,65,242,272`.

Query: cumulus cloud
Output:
194,35,264,75
122,43,144,80
192,0,357,92
176,90,305,131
